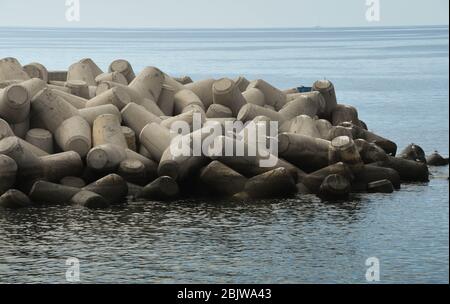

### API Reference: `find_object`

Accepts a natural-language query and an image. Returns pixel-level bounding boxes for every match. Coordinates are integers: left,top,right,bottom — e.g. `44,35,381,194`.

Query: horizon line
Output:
0,24,448,31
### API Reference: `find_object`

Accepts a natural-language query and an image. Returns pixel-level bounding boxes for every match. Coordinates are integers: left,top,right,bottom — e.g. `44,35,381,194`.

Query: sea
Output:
0,25,448,283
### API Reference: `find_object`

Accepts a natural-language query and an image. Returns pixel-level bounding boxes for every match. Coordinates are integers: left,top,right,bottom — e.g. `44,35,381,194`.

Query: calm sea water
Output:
0,26,448,283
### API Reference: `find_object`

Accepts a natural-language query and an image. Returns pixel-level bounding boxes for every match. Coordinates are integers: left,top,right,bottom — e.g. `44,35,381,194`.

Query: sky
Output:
0,0,448,28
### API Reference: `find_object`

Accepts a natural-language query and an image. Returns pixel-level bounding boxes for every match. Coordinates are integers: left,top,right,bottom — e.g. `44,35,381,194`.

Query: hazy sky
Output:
0,0,448,28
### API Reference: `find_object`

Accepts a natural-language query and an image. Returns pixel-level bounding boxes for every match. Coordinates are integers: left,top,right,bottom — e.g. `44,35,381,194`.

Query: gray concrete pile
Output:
0,57,447,209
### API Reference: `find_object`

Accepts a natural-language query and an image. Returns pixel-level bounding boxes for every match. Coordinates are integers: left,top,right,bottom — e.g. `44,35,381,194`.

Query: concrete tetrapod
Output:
121,102,162,136
0,83,30,124
367,180,395,194
92,114,128,148
328,136,364,172
108,59,136,84
278,133,330,173
279,92,325,121
0,189,32,209
242,88,266,107
40,151,83,183
0,57,30,82
0,119,49,156
247,79,287,110
312,80,337,119
331,104,360,126
157,84,176,116
373,156,429,182
139,123,174,162
237,103,285,124
85,87,131,110
199,161,247,197
25,128,53,154
128,66,164,101
184,79,216,109
354,139,389,164
352,164,401,191
51,88,88,109
426,151,449,166
0,154,17,195
244,167,297,199
398,143,427,163
0,136,43,187
173,89,205,115
23,62,48,82
212,78,247,117
95,71,128,86
301,162,354,194
60,176,86,188
122,126,137,151
83,174,128,205
318,174,351,200
137,176,179,201
70,190,110,209
206,104,233,118
208,135,304,181
29,180,80,205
